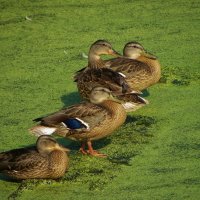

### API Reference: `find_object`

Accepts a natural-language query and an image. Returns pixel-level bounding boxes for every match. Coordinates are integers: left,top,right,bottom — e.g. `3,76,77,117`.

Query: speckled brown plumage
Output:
0,136,69,180
75,67,131,100
30,87,127,157
74,40,148,112
74,40,131,99
108,42,161,91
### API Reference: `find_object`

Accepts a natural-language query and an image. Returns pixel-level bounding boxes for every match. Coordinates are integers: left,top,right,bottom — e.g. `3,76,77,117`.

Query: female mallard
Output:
74,40,148,112
107,41,161,91
30,87,131,158
84,39,120,69
0,135,69,180
74,39,122,95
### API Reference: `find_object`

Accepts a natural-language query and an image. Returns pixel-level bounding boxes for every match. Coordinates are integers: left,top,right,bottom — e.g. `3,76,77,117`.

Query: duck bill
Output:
108,49,122,57
142,51,157,60
63,147,70,152
59,145,70,152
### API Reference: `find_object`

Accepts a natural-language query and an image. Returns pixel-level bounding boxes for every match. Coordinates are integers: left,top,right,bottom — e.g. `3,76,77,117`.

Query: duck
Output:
29,87,131,158
74,40,122,96
74,40,148,112
0,135,69,180
85,39,121,69
107,41,161,91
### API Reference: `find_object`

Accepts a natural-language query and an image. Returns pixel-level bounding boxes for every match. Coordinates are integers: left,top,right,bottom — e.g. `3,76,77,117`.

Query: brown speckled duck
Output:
74,39,123,97
0,135,69,180
30,87,129,158
74,40,148,112
107,41,161,91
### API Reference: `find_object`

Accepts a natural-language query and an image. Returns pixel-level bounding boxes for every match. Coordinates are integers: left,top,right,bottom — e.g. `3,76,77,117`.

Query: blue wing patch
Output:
62,118,88,129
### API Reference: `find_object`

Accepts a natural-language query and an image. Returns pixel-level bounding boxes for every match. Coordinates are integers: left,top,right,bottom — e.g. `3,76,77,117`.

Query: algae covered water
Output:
0,0,200,199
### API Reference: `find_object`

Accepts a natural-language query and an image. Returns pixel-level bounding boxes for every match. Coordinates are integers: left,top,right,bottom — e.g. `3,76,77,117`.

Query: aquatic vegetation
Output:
0,0,199,199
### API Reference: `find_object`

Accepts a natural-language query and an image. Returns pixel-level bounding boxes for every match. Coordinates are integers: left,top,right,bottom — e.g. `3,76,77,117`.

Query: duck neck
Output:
125,53,141,59
137,56,161,77
100,100,126,119
88,54,106,68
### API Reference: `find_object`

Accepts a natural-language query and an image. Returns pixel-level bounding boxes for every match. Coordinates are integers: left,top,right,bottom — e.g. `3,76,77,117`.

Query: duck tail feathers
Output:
29,125,57,137
120,94,149,112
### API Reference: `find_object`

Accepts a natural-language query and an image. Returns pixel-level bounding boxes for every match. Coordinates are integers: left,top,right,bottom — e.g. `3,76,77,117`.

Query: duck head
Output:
123,41,157,60
36,135,69,155
89,87,122,104
89,40,121,58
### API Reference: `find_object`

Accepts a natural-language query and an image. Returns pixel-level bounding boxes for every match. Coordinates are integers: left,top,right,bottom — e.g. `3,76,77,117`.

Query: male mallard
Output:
0,135,69,180
30,87,130,158
107,41,161,91
74,40,148,112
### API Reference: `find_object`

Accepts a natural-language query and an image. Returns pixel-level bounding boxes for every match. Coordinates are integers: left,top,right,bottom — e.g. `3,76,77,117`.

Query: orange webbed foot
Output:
87,141,107,158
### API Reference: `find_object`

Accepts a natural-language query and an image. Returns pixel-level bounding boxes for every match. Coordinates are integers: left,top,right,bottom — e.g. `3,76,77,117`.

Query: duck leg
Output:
87,141,107,158
79,142,87,155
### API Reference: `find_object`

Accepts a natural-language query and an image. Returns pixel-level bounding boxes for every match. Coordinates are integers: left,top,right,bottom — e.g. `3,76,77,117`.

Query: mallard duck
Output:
0,135,69,180
74,40,148,112
86,39,121,68
107,41,161,91
30,87,130,158
74,39,121,81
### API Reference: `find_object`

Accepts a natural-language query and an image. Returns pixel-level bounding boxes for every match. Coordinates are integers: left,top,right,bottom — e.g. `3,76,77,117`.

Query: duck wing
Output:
0,148,42,172
75,68,132,99
74,67,87,81
0,147,36,163
108,58,151,78
34,102,109,132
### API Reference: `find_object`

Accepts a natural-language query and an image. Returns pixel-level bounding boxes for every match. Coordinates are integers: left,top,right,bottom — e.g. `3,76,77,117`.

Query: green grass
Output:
0,0,200,199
